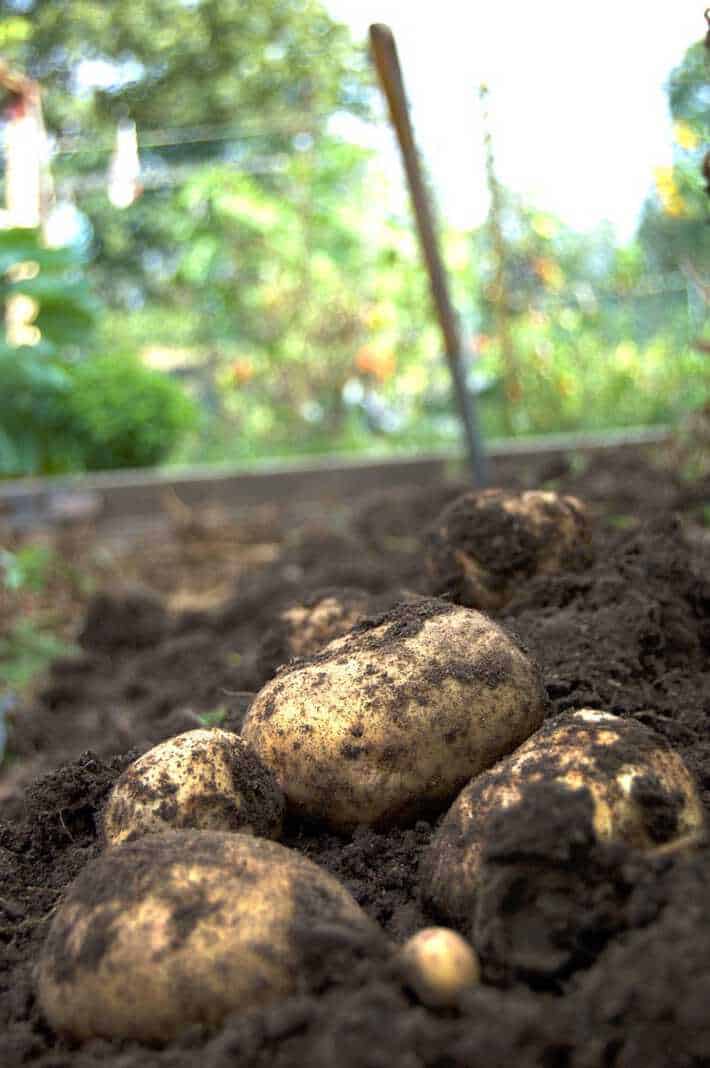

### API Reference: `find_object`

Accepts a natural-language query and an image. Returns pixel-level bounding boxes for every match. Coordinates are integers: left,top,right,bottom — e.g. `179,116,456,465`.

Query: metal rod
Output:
369,23,487,486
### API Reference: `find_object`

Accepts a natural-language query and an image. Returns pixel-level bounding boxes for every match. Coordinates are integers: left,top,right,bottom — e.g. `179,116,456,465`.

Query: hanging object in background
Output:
4,92,42,228
0,62,54,230
0,62,53,346
107,118,142,209
44,198,88,250
703,10,710,197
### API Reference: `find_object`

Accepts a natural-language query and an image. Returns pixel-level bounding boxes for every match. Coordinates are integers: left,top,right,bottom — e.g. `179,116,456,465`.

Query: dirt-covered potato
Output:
102,728,284,845
426,488,589,609
242,598,546,831
422,709,704,926
38,830,383,1042
256,587,373,680
398,927,480,1008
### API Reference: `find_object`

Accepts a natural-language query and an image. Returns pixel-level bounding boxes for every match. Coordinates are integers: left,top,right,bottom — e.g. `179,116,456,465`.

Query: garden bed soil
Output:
2,442,710,1067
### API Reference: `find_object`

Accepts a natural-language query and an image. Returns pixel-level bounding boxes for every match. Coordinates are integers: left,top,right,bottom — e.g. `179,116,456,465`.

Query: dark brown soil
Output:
2,443,710,1067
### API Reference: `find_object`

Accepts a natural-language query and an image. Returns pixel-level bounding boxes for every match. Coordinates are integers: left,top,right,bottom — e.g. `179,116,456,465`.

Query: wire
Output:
51,111,372,157
49,156,284,194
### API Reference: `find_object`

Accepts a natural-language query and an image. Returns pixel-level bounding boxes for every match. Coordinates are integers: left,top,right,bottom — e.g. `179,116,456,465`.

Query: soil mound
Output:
2,448,710,1067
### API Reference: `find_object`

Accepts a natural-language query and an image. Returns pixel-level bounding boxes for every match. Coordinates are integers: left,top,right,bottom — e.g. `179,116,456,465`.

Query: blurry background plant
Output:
638,39,709,277
0,226,198,476
0,619,74,695
0,539,80,717
0,226,96,475
66,353,197,470
0,0,707,472
1,541,55,592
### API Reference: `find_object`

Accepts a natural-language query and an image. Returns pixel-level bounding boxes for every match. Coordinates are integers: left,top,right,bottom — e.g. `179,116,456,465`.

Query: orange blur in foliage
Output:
653,167,686,217
354,344,396,382
533,257,565,290
230,357,255,385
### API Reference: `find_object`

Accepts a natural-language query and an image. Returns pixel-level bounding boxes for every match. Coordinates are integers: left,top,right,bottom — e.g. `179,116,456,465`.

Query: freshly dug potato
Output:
398,927,480,1008
38,830,383,1042
426,488,589,609
102,728,284,846
242,598,546,831
256,586,373,681
422,709,704,926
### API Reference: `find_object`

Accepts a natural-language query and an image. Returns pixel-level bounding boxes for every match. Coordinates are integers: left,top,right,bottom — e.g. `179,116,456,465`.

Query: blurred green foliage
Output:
0,228,198,476
638,40,710,274
0,228,97,475
0,228,99,346
0,5,706,473
0,0,371,301
0,619,76,694
1,0,369,135
197,706,228,727
1,543,56,593
147,154,706,461
160,136,435,450
66,353,198,470
469,180,707,437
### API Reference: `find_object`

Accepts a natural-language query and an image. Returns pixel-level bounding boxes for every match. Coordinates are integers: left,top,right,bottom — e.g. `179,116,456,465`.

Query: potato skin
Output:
426,489,589,609
421,710,705,926
242,598,546,831
101,728,284,846
38,830,382,1042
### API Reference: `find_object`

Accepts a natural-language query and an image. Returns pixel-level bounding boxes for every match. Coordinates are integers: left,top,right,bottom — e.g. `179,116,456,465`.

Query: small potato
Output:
38,830,382,1042
102,728,284,846
242,598,546,831
422,710,705,926
257,587,373,680
398,927,480,1008
426,489,589,610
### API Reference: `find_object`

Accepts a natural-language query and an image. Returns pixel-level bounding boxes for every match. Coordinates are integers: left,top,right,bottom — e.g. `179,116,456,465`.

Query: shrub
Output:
65,354,198,471
0,345,82,476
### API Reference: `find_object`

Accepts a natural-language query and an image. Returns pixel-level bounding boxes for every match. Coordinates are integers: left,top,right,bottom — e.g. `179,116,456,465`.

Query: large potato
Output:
422,709,704,926
38,830,382,1042
426,489,589,609
102,728,284,845
242,598,546,831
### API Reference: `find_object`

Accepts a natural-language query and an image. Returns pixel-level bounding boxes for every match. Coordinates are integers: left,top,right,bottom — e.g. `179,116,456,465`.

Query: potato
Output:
37,830,382,1042
257,586,373,680
422,710,704,925
426,489,589,609
102,728,284,846
398,927,480,1008
241,598,546,831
